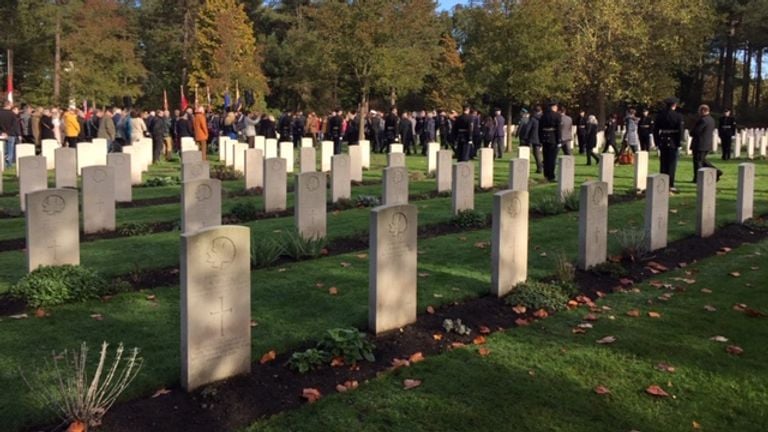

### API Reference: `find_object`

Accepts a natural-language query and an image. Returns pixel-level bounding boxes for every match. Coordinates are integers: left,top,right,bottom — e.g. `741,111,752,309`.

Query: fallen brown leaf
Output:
355,253,368,259
645,385,670,397
330,357,345,367
432,333,443,341
426,305,435,314
90,313,104,321
336,380,359,393
729,272,741,278
655,362,676,373
409,352,425,363
512,304,527,314
250,320,259,327
34,308,47,318
515,318,530,326
145,294,157,301
259,350,277,364
474,241,490,249
726,345,744,355
151,388,172,398
328,287,339,295
391,358,410,369
700,288,713,294
450,342,466,349
533,309,549,319
403,379,422,390
710,335,729,343
340,262,352,268
594,385,611,395
626,309,641,317
572,327,587,334
418,272,430,278
648,311,662,318
703,305,717,312
584,313,599,321
477,348,491,357
692,420,701,430
302,388,322,403
472,336,487,345
478,325,491,335
596,336,617,345
620,278,634,287
567,300,579,309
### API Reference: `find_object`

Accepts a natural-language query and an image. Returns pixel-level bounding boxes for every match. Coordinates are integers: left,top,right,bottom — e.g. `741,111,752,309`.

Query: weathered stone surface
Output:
82,166,115,234
696,168,717,238
244,149,263,190
19,156,48,212
578,181,608,270
279,141,294,173
41,139,59,170
181,225,251,391
368,204,417,335
452,162,474,215
295,172,327,240
491,190,529,297
382,166,409,206
25,188,80,272
599,153,614,195
427,142,440,173
390,144,403,154
181,151,203,165
321,141,334,172
557,155,575,200
263,158,287,212
478,148,494,189
737,163,755,223
181,179,222,234
120,146,143,185
55,147,77,189
507,158,528,192
107,153,132,202
387,152,405,168
300,147,316,173
644,174,669,252
634,151,649,192
182,161,210,184
331,154,351,203
436,150,453,193
349,146,363,182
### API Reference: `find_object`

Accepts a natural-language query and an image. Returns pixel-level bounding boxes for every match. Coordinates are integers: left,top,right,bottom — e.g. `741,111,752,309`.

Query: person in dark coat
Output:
437,110,451,150
538,100,561,181
470,109,482,159
638,108,653,151
492,108,505,158
384,107,400,153
585,115,600,165
40,108,56,141
576,109,588,154
691,104,721,182
718,109,736,160
454,106,473,162
292,111,306,148
558,106,573,156
524,106,543,173
420,111,436,155
653,97,684,192
399,113,415,155
149,110,166,162
601,114,619,154
177,109,194,139
370,111,384,153
327,109,343,154
258,114,277,139
277,111,292,143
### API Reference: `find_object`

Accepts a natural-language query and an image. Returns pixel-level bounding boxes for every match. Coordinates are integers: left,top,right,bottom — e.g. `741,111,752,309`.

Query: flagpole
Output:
6,48,13,104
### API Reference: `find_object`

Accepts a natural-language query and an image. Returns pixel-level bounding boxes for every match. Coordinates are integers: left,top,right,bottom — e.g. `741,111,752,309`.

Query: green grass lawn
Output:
0,148,765,431
250,239,768,432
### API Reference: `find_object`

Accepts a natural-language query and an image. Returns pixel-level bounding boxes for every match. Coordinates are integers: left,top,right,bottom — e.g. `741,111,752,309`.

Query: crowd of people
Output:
0,99,740,190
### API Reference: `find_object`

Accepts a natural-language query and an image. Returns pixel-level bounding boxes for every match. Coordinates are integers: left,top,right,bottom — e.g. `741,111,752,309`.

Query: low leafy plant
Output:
553,252,576,284
281,229,327,260
562,190,580,211
589,261,626,278
442,318,472,335
11,265,109,307
117,222,153,237
408,171,426,182
251,236,284,268
355,195,381,208
142,176,180,187
332,198,355,211
230,201,261,222
211,165,243,180
317,327,376,364
20,342,143,430
744,216,768,232
616,227,648,261
287,348,331,373
504,281,573,312
451,209,487,229
531,195,565,215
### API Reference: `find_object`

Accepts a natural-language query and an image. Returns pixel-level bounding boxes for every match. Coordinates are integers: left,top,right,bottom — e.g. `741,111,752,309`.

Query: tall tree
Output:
188,0,268,109
422,33,469,111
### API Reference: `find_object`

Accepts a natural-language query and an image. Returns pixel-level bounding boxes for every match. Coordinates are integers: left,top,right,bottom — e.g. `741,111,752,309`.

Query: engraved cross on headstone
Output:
47,239,61,260
95,199,105,213
210,296,233,337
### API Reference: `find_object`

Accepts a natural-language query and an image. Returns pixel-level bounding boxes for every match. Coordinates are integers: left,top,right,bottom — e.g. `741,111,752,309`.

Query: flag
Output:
224,90,231,109
180,85,188,110
6,48,13,104
206,86,211,106
5,75,12,104
163,89,169,112
235,80,241,110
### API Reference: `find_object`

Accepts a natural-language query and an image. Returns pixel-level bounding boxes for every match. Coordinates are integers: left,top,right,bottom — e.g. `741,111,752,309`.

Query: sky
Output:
438,0,468,12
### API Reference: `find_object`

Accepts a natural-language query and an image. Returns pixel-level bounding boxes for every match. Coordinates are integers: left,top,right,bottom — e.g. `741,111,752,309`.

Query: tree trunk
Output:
741,42,751,110
389,87,396,108
722,18,737,110
358,92,368,142
754,48,762,109
597,88,607,129
54,6,61,105
715,45,725,109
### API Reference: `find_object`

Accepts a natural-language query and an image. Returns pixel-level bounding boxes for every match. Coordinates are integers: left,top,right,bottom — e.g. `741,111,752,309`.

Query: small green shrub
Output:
117,222,153,237
562,190,580,211
11,265,109,307
744,217,768,232
451,209,487,229
442,318,472,335
409,171,426,182
143,176,180,187
355,195,380,208
504,281,573,312
616,227,648,261
287,348,331,373
332,198,355,211
281,229,327,260
531,195,565,215
589,261,626,278
211,165,243,180
230,201,261,221
317,327,376,364
251,236,284,268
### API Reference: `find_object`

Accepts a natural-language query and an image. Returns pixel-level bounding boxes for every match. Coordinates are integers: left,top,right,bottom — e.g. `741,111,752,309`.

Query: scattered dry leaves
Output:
403,379,422,390
647,311,662,318
594,385,611,395
34,308,47,318
330,357,345,367
645,385,670,397
515,318,530,327
478,325,491,335
328,287,339,295
533,309,549,319
655,362,676,373
596,336,617,345
567,300,579,309
432,333,443,341
409,352,425,363
450,342,466,349
512,304,527,314
391,358,410,369
472,336,487,345
259,350,277,364
619,278,634,287
584,313,599,321
335,380,359,393
355,253,368,259
426,306,435,315
146,294,157,301
302,388,322,403
474,241,490,249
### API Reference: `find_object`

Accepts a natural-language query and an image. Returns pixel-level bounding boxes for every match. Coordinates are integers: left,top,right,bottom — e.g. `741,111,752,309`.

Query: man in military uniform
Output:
652,97,684,192
328,109,343,154
292,110,305,148
278,110,292,143
576,109,587,154
492,108,505,158
437,110,451,150
638,108,653,151
718,108,736,160
538,100,561,182
384,107,399,153
421,111,436,156
454,106,473,162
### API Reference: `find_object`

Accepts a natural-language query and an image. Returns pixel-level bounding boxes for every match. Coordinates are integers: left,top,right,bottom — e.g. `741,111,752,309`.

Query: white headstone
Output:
360,139,371,169
181,225,251,391
383,166,409,206
244,149,263,190
233,143,249,173
181,137,197,152
491,190,529,296
15,144,36,177
557,155,575,200
696,168,717,238
436,150,453,193
254,136,266,156
478,148,494,189
82,166,116,234
182,161,210,184
578,181,608,270
427,142,440,173
634,151,649,192
265,138,279,159
452,162,474,215
737,163,755,223
107,153,132,203
301,137,314,148
279,141,294,173
295,172,327,240
390,144,404,154
263,158,287,212
219,136,229,163
321,141,334,172
25,189,80,272
369,204,417,335
181,151,203,165
508,159,528,191
518,146,530,160
599,153,614,195
300,147,316,173
55,147,77,189
120,146,143,185
19,156,48,212
181,179,222,234
645,174,669,252
349,145,363,182
331,154,351,203
41,139,59,170
387,152,405,168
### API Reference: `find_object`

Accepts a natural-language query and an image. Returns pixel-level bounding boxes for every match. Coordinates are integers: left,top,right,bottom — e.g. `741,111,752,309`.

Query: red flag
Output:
180,85,188,111
163,89,169,111
6,48,13,104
